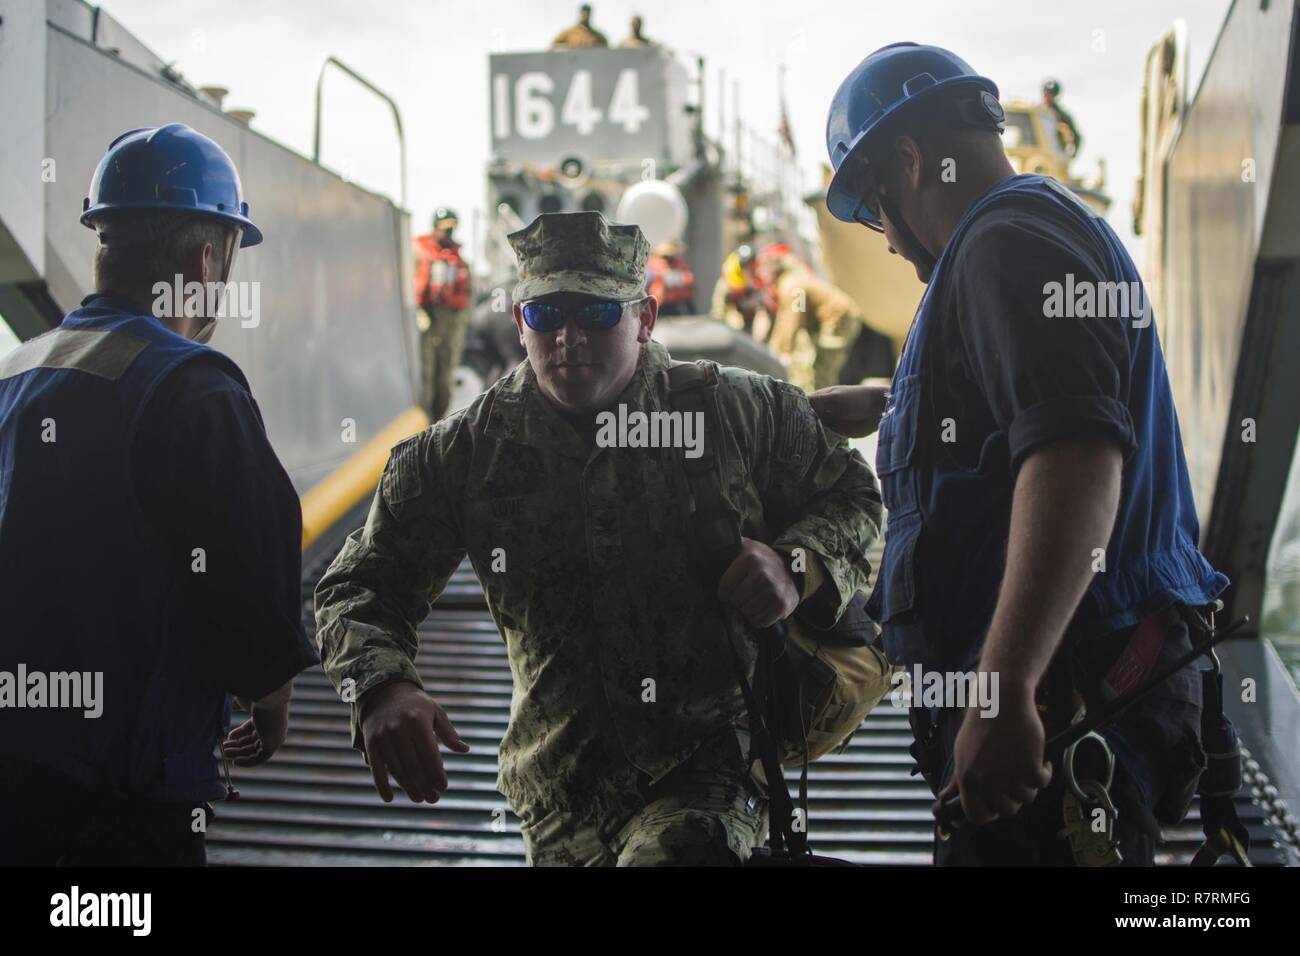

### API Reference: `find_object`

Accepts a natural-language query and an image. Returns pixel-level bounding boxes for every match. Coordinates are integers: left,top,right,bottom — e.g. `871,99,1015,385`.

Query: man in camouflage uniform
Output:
759,251,867,393
619,15,655,48
315,211,881,866
551,4,609,49
414,207,472,421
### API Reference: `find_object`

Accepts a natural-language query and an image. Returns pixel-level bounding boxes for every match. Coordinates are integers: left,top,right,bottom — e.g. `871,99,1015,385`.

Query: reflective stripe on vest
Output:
0,327,148,383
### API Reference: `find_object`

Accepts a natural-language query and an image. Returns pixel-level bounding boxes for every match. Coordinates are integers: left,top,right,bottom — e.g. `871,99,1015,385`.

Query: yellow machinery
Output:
809,98,1111,353
1000,99,1110,214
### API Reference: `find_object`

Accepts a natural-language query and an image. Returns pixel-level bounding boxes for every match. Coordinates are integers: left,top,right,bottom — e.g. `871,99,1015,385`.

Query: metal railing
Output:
312,56,408,209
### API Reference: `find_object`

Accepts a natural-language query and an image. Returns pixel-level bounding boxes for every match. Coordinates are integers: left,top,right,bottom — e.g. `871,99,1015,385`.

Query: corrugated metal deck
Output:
207,532,1296,866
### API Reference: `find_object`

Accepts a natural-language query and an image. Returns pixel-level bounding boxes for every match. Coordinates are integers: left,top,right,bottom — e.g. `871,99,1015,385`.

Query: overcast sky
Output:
96,0,1234,268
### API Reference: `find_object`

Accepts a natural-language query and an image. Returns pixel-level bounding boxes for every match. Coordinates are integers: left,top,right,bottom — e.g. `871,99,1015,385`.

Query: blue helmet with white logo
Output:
81,123,263,246
825,43,1002,226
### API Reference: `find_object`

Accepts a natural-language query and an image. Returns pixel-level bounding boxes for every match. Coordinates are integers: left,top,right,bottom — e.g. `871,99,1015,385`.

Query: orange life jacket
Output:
645,254,696,310
414,235,470,311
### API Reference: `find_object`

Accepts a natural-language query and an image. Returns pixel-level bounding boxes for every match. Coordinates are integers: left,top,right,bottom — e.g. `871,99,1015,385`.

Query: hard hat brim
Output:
80,202,263,247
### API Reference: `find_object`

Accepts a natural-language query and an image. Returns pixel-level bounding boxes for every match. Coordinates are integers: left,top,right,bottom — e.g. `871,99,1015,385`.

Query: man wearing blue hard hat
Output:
811,43,1242,866
0,124,317,864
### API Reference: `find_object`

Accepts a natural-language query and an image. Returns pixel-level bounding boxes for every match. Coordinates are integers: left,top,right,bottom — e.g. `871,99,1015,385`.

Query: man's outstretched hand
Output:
808,381,890,437
360,681,470,804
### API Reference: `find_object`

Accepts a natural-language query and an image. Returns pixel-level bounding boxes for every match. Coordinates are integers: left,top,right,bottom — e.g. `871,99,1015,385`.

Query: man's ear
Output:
186,240,214,288
895,135,925,191
512,301,527,346
635,295,657,343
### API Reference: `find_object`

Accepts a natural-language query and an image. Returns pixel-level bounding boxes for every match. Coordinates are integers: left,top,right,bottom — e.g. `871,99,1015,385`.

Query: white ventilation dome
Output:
615,179,688,247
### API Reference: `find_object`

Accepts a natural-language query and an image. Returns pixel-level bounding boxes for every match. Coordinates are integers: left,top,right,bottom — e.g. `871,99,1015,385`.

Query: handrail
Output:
312,56,407,208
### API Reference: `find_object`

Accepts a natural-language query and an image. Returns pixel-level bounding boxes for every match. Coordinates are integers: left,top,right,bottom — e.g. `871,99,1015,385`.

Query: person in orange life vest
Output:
644,240,697,316
413,207,473,420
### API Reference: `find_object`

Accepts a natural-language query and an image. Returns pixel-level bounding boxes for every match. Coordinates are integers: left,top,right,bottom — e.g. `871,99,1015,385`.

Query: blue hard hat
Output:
80,123,263,246
825,43,1001,225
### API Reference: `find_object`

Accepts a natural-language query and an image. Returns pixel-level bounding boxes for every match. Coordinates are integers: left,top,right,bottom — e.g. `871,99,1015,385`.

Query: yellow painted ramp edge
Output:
299,405,431,551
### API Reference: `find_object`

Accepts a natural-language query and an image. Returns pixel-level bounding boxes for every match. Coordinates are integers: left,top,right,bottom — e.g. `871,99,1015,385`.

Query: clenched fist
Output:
939,686,1053,825
717,537,801,629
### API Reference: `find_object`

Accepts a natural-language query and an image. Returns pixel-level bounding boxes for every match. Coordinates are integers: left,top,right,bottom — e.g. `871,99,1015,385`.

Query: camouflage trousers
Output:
419,305,471,422
518,728,769,866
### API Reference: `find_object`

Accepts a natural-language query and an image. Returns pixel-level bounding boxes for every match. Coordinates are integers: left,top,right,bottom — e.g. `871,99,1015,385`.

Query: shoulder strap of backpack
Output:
664,360,809,858
665,361,742,570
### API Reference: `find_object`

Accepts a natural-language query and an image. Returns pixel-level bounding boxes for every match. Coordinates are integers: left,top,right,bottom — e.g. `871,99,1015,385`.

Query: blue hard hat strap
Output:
218,229,240,285
193,229,240,341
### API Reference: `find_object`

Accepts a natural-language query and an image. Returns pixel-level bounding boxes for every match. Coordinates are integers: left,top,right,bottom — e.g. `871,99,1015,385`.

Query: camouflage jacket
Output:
314,340,882,819
550,24,609,48
767,268,863,357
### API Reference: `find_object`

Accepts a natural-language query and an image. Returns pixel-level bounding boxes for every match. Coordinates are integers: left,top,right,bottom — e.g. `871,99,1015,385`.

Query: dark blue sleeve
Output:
952,212,1137,472
133,357,319,701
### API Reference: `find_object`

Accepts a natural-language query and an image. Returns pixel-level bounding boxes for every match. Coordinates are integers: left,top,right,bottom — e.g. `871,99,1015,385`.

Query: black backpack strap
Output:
665,362,741,567
664,360,809,857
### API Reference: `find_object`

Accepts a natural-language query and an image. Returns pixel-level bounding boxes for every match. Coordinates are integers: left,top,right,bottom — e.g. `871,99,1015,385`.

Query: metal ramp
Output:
207,530,1297,866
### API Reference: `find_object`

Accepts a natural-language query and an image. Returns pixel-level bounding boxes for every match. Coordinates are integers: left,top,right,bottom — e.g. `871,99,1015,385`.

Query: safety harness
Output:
1184,607,1252,866
932,605,1252,866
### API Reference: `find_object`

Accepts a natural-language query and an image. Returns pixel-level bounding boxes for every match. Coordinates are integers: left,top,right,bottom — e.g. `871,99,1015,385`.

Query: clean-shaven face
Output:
514,291,657,413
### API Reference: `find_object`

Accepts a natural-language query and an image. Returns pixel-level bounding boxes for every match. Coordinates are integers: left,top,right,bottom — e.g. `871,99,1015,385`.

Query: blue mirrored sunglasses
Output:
521,299,631,332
